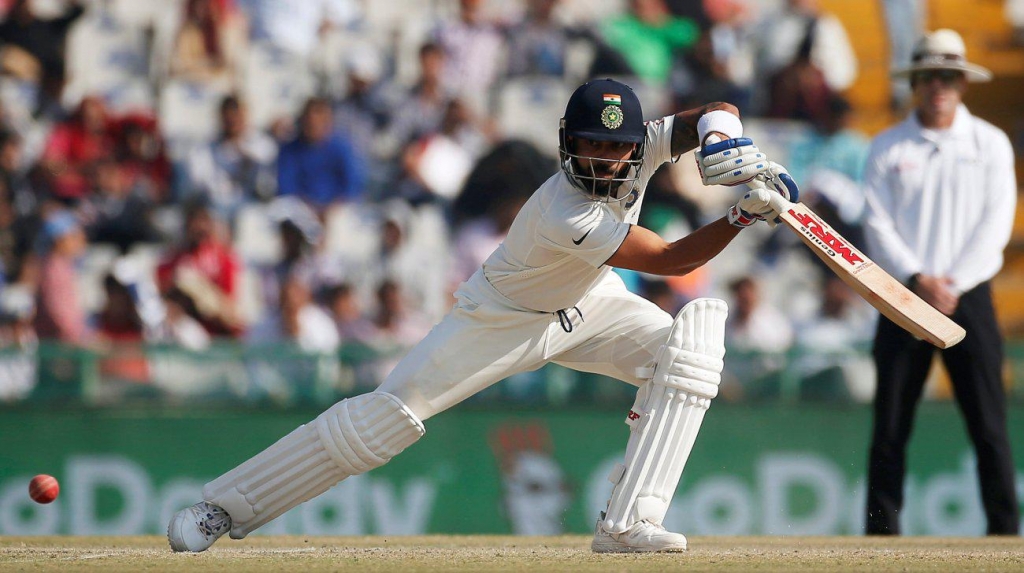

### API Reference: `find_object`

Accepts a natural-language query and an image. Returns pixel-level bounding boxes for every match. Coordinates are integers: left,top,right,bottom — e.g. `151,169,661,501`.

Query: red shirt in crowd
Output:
41,120,115,200
156,239,242,336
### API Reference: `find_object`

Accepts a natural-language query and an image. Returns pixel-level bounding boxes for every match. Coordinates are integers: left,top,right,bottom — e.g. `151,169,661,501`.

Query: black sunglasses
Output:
911,69,964,85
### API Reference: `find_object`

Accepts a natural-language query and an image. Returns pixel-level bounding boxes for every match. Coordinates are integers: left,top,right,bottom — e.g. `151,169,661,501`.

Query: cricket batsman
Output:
168,78,798,553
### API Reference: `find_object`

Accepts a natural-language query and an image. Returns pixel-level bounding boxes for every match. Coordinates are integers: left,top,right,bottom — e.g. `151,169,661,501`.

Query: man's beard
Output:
580,160,628,198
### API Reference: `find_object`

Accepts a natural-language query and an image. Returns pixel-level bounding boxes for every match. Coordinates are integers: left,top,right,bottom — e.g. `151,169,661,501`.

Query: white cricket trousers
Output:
378,270,673,421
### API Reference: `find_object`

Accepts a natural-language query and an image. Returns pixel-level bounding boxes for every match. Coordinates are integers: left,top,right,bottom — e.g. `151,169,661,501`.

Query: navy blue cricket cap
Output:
562,79,645,144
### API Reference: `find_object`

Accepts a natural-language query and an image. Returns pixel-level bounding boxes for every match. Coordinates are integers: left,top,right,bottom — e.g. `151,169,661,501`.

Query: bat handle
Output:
743,179,794,228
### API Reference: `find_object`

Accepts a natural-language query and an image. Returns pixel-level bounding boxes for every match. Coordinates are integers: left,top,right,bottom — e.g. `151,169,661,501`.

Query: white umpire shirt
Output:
475,115,677,313
862,104,1017,295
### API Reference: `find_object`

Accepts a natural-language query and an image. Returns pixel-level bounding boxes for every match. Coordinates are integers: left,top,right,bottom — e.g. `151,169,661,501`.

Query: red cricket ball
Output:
29,474,59,504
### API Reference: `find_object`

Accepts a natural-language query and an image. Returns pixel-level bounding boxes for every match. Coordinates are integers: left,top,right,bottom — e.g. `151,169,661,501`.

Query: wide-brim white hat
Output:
891,28,993,82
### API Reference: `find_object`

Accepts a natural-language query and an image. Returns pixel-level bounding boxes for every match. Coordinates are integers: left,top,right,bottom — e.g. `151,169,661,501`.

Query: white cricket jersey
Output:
476,115,677,312
862,104,1017,295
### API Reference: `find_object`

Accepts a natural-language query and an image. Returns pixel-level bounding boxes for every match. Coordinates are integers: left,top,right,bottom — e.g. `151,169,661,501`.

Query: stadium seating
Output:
495,77,573,158
158,78,233,154
242,42,316,131
232,202,283,265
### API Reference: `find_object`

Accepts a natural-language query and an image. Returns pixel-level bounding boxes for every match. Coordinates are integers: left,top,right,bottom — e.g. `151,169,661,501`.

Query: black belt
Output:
556,306,585,333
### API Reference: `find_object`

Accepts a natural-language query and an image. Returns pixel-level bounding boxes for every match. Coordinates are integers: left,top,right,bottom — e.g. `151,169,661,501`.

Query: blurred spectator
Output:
0,188,14,281
332,44,394,162
505,0,575,78
0,129,35,216
451,193,526,284
754,0,857,113
764,20,833,123
674,0,755,111
328,45,402,201
259,196,327,309
355,201,447,321
357,279,433,382
0,0,84,116
393,99,480,205
95,271,149,383
0,129,39,273
81,157,161,252
247,275,339,352
323,282,373,342
382,42,452,160
433,0,504,114
599,0,699,85
151,288,211,350
788,95,869,186
726,276,794,352
170,0,245,85
787,95,870,226
39,96,115,201
34,209,89,343
643,278,682,315
722,275,794,400
0,284,36,401
369,279,433,344
277,97,366,208
115,114,172,203
246,274,340,400
156,200,242,337
792,275,875,401
184,95,277,216
236,0,360,61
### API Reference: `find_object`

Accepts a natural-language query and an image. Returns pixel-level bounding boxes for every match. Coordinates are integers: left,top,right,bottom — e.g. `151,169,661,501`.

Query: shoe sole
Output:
167,510,188,552
591,540,687,553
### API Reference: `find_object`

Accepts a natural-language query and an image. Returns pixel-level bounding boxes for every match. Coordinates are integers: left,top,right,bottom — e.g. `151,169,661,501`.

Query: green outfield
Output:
2,536,1023,572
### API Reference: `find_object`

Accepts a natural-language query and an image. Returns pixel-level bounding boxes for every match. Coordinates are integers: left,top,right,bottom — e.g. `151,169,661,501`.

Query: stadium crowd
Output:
0,0,881,402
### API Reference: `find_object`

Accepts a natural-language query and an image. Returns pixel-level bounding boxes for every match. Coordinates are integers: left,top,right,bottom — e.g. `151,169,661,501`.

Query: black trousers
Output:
865,281,1019,535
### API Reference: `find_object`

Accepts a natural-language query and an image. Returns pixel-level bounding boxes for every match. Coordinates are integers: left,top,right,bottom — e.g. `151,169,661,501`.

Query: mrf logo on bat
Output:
788,209,865,268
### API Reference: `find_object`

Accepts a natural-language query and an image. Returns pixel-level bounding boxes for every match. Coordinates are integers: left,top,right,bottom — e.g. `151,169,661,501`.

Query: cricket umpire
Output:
863,29,1019,535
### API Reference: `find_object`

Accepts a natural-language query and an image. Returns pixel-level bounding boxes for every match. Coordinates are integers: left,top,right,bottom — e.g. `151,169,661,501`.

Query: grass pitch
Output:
2,535,1023,572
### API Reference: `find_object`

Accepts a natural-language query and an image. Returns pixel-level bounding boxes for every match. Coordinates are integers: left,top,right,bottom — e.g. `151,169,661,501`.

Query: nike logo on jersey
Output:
572,228,593,245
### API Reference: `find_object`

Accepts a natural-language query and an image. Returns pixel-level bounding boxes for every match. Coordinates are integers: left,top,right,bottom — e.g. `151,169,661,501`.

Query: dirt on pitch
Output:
2,536,1023,572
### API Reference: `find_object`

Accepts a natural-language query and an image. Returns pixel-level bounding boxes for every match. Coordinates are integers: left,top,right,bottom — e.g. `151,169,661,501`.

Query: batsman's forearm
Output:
663,217,741,276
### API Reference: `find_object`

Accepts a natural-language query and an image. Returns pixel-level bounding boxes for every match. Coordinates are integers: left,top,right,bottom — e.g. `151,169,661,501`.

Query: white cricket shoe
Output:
591,512,688,553
168,501,232,552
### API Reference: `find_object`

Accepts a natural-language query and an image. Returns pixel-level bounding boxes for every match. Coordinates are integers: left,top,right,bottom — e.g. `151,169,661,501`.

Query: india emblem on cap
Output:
601,105,623,129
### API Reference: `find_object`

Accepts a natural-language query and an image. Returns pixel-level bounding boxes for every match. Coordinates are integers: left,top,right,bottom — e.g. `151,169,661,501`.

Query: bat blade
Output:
776,200,965,349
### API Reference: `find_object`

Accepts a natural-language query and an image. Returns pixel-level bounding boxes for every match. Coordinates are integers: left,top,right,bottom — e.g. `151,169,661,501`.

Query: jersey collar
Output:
910,103,973,143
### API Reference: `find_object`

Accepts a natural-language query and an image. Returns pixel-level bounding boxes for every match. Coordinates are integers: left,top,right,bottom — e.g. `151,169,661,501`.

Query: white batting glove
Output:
695,137,770,187
754,162,800,203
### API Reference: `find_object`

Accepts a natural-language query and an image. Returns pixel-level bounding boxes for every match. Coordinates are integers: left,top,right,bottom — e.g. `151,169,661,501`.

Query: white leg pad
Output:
602,298,727,534
203,391,425,539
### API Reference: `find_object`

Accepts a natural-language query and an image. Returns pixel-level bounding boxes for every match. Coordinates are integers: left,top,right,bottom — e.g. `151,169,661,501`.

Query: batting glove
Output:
728,186,772,228
756,162,800,203
696,137,769,187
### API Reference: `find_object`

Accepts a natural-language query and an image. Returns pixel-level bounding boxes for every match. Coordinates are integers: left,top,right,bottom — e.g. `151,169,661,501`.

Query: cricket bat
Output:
768,194,966,349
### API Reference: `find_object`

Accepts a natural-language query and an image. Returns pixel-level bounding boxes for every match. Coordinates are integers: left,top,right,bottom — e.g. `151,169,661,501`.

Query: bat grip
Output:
741,179,793,228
